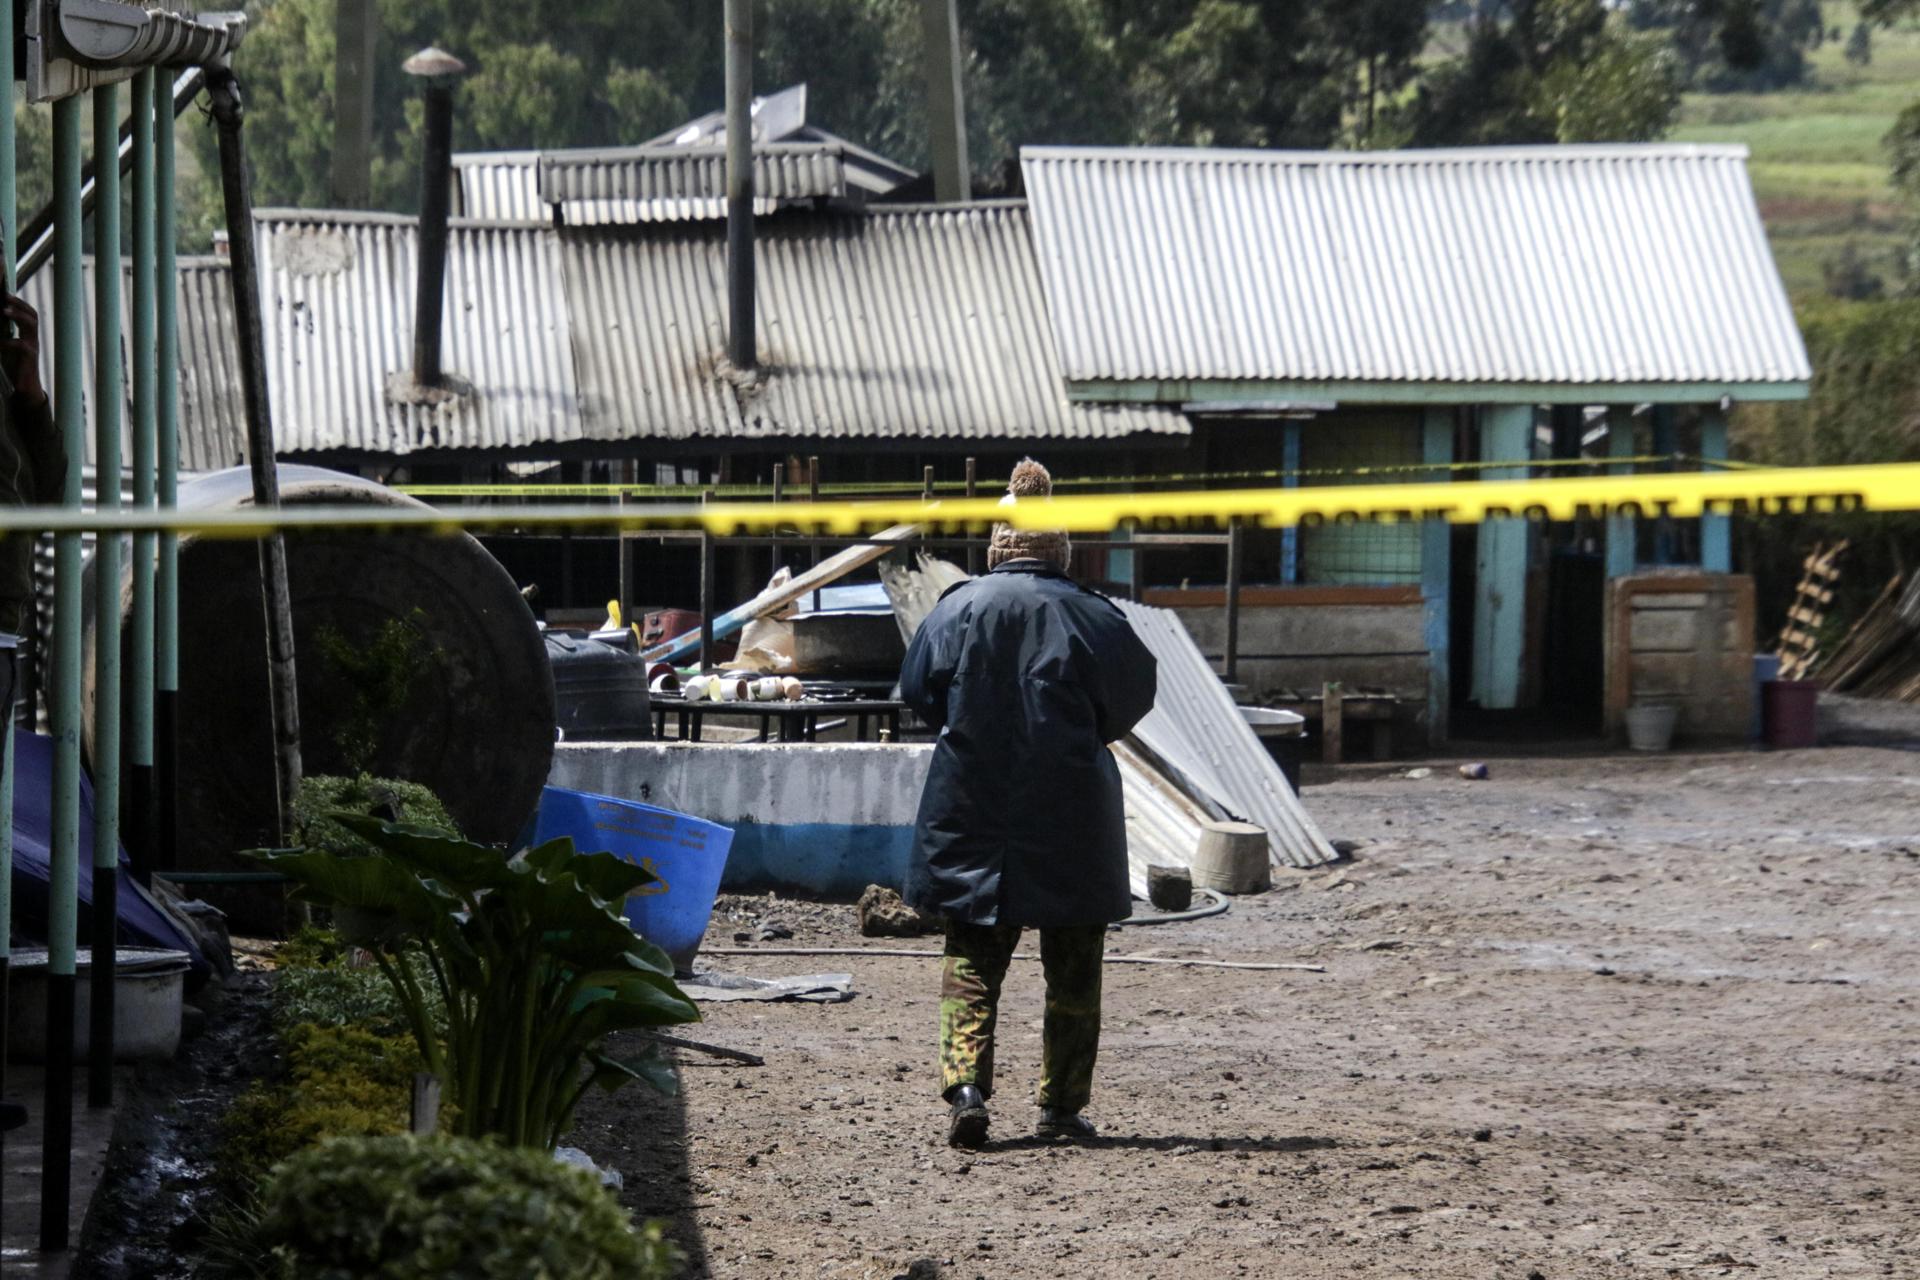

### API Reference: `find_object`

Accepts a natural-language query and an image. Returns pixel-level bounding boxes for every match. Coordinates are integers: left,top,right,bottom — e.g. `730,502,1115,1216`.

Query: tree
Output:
1398,0,1680,146
196,0,1436,231
1627,0,1826,91
189,0,720,218
1844,20,1873,65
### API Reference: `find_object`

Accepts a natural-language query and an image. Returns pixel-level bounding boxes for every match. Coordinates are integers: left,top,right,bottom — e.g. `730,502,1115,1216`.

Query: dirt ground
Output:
571,741,1918,1280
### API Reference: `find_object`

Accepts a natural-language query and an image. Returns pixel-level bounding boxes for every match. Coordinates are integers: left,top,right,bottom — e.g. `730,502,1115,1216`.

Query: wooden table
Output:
652,697,906,744
1267,691,1400,763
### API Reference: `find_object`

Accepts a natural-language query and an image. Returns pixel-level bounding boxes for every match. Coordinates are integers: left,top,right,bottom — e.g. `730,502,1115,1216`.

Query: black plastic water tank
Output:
546,631,653,741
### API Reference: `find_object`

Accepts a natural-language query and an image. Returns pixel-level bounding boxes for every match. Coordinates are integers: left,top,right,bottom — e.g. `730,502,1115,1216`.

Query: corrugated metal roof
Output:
174,258,248,471
20,257,245,473
451,151,545,222
1114,596,1337,869
645,83,917,196
538,144,846,224
256,210,584,455
1021,144,1812,389
454,144,847,225
247,204,1178,454
560,202,1185,444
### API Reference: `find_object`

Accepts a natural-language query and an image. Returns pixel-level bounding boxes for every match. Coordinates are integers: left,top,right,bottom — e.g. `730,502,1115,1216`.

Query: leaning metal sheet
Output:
1114,598,1337,870
1115,740,1215,897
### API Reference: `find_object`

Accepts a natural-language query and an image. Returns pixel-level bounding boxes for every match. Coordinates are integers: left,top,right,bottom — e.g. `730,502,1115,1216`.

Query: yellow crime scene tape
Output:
393,454,1750,501
0,462,1915,539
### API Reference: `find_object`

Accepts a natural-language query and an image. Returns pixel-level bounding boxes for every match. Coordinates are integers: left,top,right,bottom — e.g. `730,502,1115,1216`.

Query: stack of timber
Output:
1813,573,1920,702
1775,540,1847,679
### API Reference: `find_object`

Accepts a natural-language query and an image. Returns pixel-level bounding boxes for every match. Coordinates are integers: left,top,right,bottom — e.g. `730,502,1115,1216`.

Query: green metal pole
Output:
128,71,157,880
89,81,125,1108
43,92,86,1253
155,86,179,874
0,0,16,1200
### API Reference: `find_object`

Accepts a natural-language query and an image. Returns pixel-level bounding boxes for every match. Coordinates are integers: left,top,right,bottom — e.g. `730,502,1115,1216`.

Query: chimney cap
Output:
402,46,467,79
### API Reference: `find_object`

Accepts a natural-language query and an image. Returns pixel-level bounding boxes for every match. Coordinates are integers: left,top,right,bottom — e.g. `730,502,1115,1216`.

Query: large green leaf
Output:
520,838,660,902
587,1045,678,1097
247,846,453,934
331,816,518,896
565,973,702,1043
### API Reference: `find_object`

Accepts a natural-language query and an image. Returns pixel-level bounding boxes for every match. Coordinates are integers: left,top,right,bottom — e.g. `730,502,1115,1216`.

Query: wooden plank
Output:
1171,602,1426,657
1629,609,1699,652
1142,585,1423,608
1322,682,1343,765
644,523,919,663
410,1073,441,1135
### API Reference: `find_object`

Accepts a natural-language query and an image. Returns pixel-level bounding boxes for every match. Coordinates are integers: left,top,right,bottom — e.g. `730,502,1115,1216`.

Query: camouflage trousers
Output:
939,921,1105,1113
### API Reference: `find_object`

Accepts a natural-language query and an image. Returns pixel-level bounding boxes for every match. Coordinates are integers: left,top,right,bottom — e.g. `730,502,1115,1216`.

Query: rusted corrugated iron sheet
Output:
95,203,1182,458
1022,144,1811,390
255,210,583,456
561,203,1185,443
20,257,244,473
1114,597,1336,869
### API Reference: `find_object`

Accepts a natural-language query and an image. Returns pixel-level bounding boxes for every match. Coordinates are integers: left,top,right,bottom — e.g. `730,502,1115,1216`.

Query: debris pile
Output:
1813,573,1920,702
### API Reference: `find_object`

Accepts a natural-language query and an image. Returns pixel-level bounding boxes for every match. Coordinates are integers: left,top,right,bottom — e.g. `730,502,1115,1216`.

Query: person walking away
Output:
900,458,1156,1148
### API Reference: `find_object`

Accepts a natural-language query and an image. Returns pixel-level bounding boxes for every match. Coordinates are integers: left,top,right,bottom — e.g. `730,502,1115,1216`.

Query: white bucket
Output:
7,947,191,1062
1625,702,1680,752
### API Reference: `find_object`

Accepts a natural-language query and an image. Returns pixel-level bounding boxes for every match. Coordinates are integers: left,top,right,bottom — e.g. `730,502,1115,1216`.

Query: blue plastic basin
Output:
529,785,734,971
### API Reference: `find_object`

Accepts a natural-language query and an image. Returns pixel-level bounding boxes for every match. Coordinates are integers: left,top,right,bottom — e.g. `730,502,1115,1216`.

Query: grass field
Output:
1669,3,1920,297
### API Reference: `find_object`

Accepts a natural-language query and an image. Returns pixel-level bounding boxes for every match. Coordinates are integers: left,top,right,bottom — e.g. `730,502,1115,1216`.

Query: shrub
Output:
249,1134,677,1280
252,818,699,1149
292,775,458,862
218,1023,431,1195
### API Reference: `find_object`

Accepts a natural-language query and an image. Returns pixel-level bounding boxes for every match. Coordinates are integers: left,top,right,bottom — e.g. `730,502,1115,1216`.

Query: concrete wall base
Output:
550,742,933,898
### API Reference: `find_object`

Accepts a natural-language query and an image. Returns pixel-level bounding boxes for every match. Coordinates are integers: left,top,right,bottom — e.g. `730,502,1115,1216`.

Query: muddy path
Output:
571,745,1918,1280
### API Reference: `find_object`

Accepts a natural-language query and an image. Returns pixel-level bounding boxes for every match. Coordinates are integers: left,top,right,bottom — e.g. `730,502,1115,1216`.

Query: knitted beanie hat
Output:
987,458,1071,572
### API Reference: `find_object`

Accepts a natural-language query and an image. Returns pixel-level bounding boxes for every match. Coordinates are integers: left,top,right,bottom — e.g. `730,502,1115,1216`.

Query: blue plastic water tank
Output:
529,785,734,972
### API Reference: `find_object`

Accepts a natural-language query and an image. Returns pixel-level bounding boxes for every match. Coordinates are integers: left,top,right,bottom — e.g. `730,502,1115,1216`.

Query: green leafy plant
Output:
217,1022,433,1195
273,954,439,1038
247,1134,677,1280
314,615,435,775
292,774,457,859
249,817,700,1150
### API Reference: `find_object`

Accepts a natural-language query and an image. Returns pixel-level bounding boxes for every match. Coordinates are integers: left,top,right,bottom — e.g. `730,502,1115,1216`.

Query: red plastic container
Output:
1761,679,1819,749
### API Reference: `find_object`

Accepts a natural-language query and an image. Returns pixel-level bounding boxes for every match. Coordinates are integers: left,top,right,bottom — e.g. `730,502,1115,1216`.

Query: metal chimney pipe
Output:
724,0,755,371
404,46,465,388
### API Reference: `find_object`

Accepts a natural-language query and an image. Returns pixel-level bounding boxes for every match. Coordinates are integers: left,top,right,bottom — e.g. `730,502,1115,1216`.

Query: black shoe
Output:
0,1102,26,1132
1036,1107,1097,1142
947,1085,988,1149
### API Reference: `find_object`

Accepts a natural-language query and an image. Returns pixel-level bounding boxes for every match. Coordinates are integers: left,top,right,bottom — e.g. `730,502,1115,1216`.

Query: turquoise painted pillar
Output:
1280,419,1302,584
44,92,86,1252
1699,407,1730,573
156,91,180,872
89,82,124,1107
1107,529,1134,595
128,71,158,875
1421,408,1452,746
1650,405,1678,565
1471,405,1531,710
1605,405,1636,579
